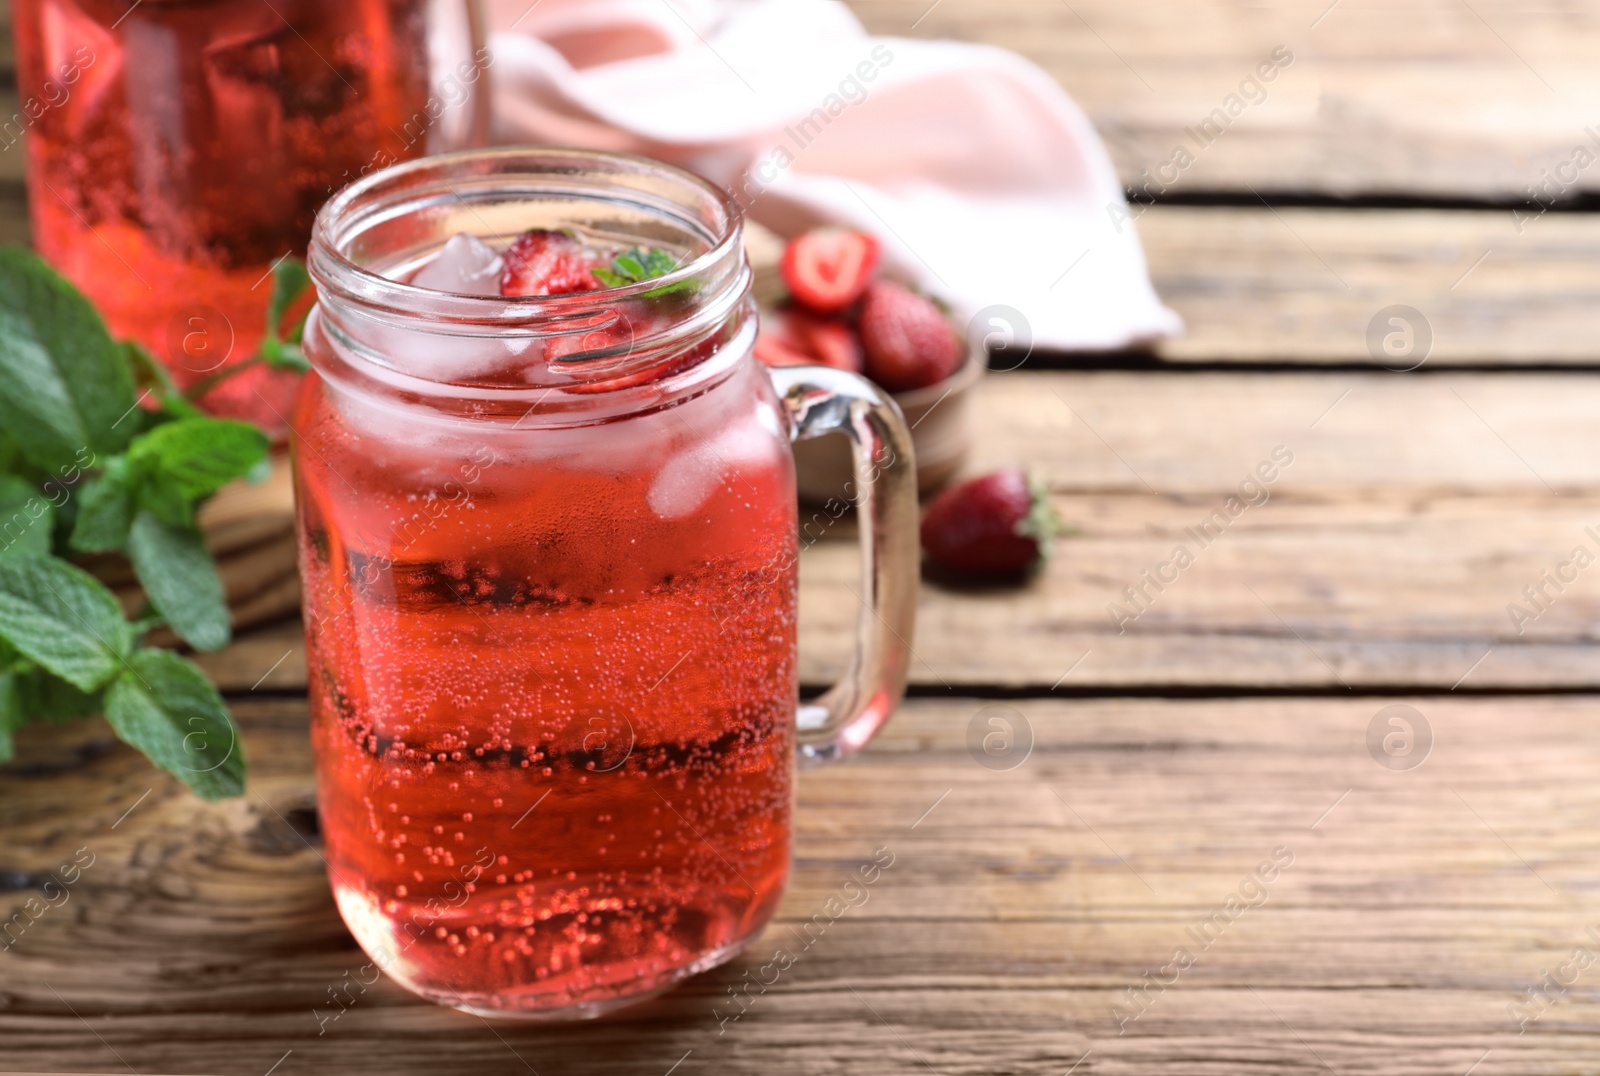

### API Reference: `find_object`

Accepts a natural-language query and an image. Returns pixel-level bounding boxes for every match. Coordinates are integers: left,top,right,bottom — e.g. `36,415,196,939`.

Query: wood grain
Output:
0,5,1592,1074
3,696,1599,1074
1142,207,1600,365
846,0,1600,201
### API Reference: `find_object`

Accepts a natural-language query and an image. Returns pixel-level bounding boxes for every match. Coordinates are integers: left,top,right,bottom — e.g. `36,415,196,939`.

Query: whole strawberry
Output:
858,280,964,392
920,469,1062,577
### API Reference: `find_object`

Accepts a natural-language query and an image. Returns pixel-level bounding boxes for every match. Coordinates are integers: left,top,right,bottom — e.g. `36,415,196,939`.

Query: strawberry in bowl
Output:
780,228,880,312
754,225,983,498
857,280,965,393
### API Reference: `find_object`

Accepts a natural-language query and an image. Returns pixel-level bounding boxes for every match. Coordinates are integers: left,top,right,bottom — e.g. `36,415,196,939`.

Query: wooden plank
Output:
815,369,1600,688
4,696,1600,1073
1143,207,1600,365
845,0,1600,201
201,370,1600,693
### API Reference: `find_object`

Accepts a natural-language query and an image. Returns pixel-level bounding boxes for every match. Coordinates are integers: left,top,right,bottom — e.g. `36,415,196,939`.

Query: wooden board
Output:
198,370,1600,693
846,0,1600,201
4,695,1599,1075
1,5,1596,1074
1142,207,1600,365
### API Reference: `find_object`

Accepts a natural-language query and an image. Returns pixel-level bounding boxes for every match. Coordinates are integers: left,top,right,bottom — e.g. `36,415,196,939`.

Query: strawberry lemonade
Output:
294,149,918,1019
295,157,798,1017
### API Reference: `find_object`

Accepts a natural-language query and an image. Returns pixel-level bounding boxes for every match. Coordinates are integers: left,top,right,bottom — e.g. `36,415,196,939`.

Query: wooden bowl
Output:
793,349,985,504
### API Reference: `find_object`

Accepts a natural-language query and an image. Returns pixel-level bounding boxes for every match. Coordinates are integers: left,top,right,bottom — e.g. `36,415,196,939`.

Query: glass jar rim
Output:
309,147,745,329
304,147,754,415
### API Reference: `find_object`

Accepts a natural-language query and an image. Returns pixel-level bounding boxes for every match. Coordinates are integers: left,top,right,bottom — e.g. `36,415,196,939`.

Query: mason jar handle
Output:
766,366,919,765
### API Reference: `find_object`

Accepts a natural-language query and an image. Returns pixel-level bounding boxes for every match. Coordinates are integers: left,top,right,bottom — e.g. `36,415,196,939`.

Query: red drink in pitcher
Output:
293,150,919,1018
12,0,485,427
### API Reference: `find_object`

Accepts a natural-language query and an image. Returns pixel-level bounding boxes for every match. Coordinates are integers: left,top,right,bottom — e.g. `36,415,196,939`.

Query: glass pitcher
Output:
11,0,489,428
293,148,919,1018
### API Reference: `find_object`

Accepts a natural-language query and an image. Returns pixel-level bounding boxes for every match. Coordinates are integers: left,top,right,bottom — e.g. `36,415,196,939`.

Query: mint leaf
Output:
0,557,132,691
0,246,138,470
0,597,103,735
127,418,269,526
260,339,311,374
260,258,313,374
596,246,681,286
0,669,22,764
267,257,311,341
104,649,244,799
70,458,135,553
124,340,202,421
126,511,230,652
0,474,54,560
591,246,695,301
15,667,101,724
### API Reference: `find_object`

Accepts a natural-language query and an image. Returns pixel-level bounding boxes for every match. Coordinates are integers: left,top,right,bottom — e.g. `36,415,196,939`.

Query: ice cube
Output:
647,422,769,520
409,233,504,296
357,320,524,383
648,445,724,520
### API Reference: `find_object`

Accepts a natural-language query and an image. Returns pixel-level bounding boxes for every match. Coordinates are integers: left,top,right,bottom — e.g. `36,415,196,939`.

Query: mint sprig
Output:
260,257,312,373
592,246,679,289
182,258,312,403
0,246,274,798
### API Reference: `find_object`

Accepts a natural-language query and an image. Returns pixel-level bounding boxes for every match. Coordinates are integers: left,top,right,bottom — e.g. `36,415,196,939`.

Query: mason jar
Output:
294,148,919,1018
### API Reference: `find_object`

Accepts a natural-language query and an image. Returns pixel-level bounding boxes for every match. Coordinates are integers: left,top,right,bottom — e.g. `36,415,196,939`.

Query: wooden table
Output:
6,2,1600,1073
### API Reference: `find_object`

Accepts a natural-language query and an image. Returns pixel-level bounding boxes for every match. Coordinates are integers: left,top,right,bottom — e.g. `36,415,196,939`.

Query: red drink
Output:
13,0,483,427
295,348,799,1014
294,151,919,1018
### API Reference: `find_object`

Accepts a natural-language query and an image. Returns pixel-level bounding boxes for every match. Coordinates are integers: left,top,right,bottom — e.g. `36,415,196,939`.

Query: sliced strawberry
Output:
780,228,880,313
786,309,863,373
561,337,720,394
920,469,1063,577
858,280,964,392
755,308,864,372
548,302,724,394
501,229,602,297
754,332,814,368
543,301,655,364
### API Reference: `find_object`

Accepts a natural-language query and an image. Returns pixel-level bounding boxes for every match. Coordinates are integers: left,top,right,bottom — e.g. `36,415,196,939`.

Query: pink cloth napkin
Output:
483,0,1182,351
